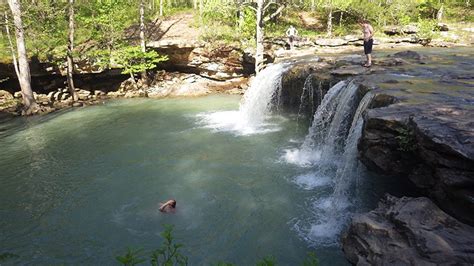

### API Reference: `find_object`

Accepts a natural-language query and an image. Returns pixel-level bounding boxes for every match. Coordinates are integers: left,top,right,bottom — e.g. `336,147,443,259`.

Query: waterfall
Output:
197,62,290,135
287,80,375,247
239,62,290,127
331,92,375,206
283,80,357,166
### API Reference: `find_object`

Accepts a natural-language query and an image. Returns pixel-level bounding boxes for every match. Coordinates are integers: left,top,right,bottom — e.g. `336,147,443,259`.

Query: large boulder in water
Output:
342,195,474,265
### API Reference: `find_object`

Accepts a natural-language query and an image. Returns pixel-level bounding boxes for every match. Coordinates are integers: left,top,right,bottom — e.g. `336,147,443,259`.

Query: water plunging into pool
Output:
197,63,290,135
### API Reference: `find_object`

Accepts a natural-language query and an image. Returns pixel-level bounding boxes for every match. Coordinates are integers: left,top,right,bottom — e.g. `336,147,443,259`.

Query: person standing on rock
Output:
360,19,374,67
286,25,298,50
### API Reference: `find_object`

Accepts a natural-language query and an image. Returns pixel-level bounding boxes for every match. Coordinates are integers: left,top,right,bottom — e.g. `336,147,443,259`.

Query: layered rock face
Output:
342,195,474,265
340,49,474,264
359,102,474,224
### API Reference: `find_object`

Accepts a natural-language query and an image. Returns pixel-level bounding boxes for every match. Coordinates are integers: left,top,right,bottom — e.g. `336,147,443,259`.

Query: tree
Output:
3,11,19,78
67,0,79,102
139,0,147,81
7,0,38,114
253,0,286,73
113,46,168,88
255,0,265,73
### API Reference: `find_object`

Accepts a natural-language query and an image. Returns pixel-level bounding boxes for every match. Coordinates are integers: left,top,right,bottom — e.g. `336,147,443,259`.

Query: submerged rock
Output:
342,195,474,265
391,50,426,62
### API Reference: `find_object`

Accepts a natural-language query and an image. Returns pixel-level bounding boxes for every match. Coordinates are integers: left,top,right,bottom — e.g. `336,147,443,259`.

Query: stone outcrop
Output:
342,195,474,265
147,41,254,79
359,100,474,225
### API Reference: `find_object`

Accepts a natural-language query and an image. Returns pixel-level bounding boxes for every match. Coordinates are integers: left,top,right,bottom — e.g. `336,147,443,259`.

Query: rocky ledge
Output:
359,101,474,225
329,49,474,264
342,195,474,265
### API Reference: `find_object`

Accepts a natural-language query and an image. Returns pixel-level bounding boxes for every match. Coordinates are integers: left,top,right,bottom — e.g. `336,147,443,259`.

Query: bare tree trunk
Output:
193,0,197,9
327,7,333,36
339,11,343,27
311,0,315,12
7,0,38,114
436,4,444,21
139,0,147,83
255,0,265,73
237,0,244,29
160,0,163,16
67,0,78,102
4,12,19,78
199,0,203,19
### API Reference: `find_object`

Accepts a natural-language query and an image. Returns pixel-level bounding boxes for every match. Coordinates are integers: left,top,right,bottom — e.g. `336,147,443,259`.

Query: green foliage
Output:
113,46,168,76
0,252,19,262
302,252,319,266
416,19,438,44
396,127,417,152
150,224,188,266
256,256,276,266
117,224,188,266
116,248,147,266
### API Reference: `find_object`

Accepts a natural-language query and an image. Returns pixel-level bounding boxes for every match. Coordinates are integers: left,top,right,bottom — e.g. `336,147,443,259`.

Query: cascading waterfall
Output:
296,75,323,125
197,62,376,247
283,80,349,166
332,92,375,200
286,80,374,247
197,62,290,135
239,62,290,125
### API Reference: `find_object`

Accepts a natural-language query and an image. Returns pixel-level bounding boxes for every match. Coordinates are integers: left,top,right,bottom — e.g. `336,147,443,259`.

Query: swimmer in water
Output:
159,199,176,213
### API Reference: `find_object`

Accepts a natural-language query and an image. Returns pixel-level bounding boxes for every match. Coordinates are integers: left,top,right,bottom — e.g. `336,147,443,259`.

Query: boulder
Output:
391,50,425,61
436,23,449,31
342,195,474,265
53,90,62,101
402,24,419,34
14,91,22,98
60,93,70,101
0,90,14,101
124,89,147,98
107,91,125,98
35,93,49,102
76,89,91,100
94,90,106,97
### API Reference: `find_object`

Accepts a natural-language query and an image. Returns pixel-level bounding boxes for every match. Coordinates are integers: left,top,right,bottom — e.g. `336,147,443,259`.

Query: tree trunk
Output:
327,7,333,36
436,4,444,21
255,0,265,73
139,0,147,83
339,11,343,27
193,0,197,9
4,12,19,78
160,0,163,16
311,0,315,12
238,0,244,29
67,0,78,102
199,0,203,19
7,0,38,114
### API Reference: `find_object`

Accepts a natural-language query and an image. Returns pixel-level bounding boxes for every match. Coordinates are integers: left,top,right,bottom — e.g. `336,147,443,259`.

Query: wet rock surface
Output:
342,194,474,265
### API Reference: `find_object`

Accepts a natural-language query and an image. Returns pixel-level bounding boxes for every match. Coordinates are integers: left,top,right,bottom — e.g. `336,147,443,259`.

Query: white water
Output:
197,63,290,135
198,66,375,247
285,81,374,247
283,81,350,166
